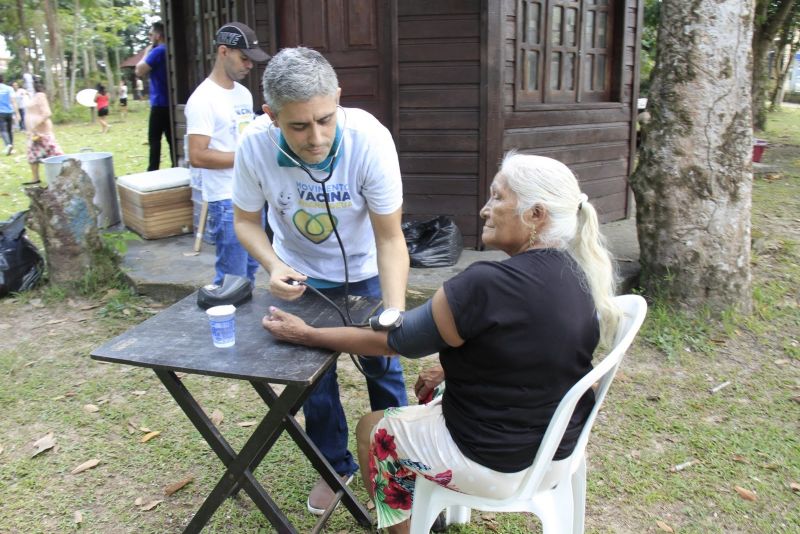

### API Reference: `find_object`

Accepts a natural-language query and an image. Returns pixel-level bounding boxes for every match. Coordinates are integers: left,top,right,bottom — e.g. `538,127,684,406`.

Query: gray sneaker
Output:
306,473,354,516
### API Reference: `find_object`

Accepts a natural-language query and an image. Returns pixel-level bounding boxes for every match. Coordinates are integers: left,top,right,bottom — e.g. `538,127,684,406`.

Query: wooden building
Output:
161,0,643,247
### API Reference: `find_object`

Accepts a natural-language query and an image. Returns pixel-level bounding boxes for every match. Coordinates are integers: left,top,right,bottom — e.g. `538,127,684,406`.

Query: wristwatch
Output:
369,307,404,331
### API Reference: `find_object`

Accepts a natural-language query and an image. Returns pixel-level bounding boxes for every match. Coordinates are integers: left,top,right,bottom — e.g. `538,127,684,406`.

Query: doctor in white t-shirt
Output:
233,47,410,515
184,22,269,285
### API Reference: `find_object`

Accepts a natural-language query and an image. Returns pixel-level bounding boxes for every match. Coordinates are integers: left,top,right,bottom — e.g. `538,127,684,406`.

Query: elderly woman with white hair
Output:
263,153,621,533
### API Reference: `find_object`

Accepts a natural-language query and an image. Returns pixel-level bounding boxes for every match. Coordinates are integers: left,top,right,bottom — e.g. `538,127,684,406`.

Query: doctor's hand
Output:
414,365,445,404
263,306,312,345
268,264,307,301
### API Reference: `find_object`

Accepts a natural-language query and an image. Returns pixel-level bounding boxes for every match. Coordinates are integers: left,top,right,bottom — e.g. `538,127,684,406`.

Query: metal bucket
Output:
43,152,121,228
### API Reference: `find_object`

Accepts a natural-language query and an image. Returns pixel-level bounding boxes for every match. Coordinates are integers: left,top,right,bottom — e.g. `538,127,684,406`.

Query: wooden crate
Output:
118,184,194,239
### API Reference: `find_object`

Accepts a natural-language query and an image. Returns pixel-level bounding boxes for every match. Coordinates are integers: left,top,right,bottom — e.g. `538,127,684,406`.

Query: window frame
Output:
515,0,623,109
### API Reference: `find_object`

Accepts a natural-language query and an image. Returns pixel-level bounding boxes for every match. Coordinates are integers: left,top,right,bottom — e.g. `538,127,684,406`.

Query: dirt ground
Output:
1,145,799,532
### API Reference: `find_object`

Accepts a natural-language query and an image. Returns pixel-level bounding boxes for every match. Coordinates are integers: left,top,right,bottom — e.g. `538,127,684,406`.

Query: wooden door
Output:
276,0,391,128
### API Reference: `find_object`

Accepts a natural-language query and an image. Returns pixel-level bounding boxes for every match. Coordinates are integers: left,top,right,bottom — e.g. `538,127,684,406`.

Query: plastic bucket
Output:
752,139,768,163
43,152,121,228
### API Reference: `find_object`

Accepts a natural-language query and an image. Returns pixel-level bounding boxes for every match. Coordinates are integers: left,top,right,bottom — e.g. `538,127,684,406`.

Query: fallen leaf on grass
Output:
481,513,496,521
30,298,44,308
656,520,674,532
774,359,790,365
164,475,194,496
83,404,100,413
140,499,163,511
134,497,144,506
790,395,800,404
790,482,800,492
31,433,56,457
74,510,83,524
485,523,500,532
366,500,375,510
210,409,224,426
734,485,757,501
236,421,257,427
131,390,147,396
0,445,4,455
80,304,100,311
732,454,749,464
45,318,67,326
761,462,779,470
71,458,100,474
140,431,161,443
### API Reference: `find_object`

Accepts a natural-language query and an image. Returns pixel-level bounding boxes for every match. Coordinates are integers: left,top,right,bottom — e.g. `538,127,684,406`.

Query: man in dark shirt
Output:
135,21,173,171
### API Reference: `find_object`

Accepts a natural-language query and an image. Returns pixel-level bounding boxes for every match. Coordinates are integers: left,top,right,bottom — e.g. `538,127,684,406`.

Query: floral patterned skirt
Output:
27,133,63,164
368,395,528,529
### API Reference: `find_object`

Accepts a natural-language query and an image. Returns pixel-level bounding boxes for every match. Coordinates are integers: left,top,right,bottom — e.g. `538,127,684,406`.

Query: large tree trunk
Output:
24,160,107,285
43,0,69,109
630,0,754,314
37,24,55,98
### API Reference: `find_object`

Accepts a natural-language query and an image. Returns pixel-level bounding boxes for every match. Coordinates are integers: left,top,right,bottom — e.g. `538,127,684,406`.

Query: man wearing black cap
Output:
185,22,270,286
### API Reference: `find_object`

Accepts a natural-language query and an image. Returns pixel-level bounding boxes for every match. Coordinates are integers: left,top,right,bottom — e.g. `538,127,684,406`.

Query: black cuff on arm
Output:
387,299,449,358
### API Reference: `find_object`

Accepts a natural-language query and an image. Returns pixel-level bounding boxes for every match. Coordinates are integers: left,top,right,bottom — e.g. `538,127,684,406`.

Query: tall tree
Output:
768,3,800,110
752,0,795,130
630,0,754,313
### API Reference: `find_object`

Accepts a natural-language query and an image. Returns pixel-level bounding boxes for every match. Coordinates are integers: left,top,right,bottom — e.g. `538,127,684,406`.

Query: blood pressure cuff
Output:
387,299,449,358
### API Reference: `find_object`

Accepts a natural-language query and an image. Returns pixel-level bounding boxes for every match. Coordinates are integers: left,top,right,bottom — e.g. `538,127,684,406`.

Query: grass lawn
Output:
0,107,798,533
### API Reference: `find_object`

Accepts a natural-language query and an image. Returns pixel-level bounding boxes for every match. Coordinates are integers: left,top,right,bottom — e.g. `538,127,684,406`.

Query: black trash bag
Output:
402,216,463,268
0,211,44,297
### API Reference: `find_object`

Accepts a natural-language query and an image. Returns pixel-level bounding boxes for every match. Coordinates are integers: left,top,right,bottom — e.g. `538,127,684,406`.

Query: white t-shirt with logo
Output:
233,108,403,282
185,79,254,201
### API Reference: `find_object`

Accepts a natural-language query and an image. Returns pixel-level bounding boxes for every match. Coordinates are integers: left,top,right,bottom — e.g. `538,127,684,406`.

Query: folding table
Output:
91,289,376,533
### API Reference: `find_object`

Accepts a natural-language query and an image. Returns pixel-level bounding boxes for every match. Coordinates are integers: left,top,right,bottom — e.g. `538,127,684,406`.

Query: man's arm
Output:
134,45,153,77
233,205,305,299
187,134,234,169
369,207,409,310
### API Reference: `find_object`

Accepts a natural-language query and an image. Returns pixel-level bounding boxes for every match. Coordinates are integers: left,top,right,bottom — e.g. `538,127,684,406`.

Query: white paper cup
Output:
206,304,236,348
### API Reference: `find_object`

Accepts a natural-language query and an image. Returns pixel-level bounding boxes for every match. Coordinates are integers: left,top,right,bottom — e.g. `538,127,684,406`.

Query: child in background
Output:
95,84,110,133
118,80,128,121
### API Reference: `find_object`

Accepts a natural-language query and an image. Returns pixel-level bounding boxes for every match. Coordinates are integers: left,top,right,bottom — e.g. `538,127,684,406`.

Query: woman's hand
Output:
414,364,445,403
262,306,312,345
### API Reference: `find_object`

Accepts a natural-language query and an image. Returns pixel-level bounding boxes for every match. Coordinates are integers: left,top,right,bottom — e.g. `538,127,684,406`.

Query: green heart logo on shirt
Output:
293,210,338,244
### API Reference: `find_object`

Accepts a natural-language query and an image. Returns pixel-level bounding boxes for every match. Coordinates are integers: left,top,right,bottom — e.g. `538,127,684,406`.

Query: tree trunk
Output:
15,0,29,69
770,42,797,111
37,24,55,98
43,0,70,109
69,0,81,108
100,45,115,99
24,160,107,285
751,0,795,131
630,0,754,314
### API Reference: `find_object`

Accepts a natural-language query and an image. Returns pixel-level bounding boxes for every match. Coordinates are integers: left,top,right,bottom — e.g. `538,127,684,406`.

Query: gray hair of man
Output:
500,152,621,345
262,47,339,115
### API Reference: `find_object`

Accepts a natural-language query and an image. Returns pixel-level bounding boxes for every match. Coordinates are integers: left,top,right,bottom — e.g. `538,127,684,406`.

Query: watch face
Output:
379,308,402,327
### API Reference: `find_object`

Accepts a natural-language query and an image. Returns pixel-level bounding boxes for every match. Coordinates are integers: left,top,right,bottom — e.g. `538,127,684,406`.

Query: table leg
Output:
154,369,296,533
251,381,374,529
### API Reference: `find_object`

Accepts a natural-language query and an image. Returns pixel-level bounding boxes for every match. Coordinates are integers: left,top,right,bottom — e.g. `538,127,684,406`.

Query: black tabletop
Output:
91,289,378,385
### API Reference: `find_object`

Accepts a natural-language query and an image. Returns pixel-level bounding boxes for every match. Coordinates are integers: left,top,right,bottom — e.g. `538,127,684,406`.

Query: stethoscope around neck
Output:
264,105,389,379
265,105,347,184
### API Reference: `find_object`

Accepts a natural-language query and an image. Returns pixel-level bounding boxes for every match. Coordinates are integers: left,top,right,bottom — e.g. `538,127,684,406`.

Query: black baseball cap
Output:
214,22,270,62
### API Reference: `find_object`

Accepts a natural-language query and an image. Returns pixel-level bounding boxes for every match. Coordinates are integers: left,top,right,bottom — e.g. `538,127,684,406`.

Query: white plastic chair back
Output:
409,294,648,534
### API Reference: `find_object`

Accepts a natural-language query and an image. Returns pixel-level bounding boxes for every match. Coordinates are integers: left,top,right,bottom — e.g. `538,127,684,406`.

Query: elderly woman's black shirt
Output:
440,248,599,473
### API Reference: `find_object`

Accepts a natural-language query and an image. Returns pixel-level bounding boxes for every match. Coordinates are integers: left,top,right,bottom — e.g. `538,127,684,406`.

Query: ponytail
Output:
500,152,620,345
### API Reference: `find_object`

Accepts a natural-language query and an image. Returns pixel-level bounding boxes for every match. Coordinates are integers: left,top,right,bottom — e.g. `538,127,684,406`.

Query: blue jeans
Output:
303,275,409,476
207,199,260,285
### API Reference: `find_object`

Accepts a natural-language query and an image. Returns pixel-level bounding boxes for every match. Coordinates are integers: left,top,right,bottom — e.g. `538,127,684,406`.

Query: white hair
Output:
500,152,621,345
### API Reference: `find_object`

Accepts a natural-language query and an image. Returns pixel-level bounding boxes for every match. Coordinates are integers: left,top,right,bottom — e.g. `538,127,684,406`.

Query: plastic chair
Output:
409,294,648,534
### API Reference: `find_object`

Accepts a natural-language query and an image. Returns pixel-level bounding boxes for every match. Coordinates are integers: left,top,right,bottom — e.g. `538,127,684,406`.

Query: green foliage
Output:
639,0,661,96
100,229,141,256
